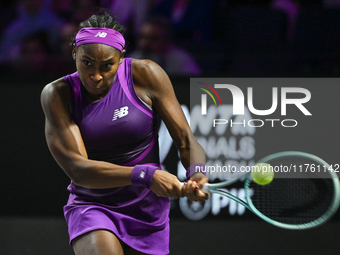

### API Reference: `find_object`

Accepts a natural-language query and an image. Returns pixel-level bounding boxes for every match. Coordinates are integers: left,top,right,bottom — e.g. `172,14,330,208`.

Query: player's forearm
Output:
65,157,134,189
179,135,206,169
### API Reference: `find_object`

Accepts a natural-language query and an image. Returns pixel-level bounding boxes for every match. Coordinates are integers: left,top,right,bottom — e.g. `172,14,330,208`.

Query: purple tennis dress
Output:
63,58,170,254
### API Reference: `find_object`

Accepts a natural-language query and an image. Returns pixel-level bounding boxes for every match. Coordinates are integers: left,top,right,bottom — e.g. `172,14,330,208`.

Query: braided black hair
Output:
72,9,125,46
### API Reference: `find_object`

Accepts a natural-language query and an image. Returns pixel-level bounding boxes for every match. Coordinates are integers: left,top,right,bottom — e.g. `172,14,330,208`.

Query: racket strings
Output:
248,156,336,225
250,178,334,224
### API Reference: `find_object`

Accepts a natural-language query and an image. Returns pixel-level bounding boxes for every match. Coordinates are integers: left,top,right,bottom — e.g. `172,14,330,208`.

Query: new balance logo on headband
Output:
76,27,125,51
95,32,107,38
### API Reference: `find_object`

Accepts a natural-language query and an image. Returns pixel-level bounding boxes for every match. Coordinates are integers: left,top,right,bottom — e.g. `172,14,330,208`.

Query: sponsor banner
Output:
161,78,340,220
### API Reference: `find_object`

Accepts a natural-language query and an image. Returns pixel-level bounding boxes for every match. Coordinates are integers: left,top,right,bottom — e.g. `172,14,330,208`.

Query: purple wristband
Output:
130,165,158,188
186,163,206,181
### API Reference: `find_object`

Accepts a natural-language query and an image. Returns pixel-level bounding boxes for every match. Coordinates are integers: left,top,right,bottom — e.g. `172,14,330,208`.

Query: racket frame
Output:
201,151,340,229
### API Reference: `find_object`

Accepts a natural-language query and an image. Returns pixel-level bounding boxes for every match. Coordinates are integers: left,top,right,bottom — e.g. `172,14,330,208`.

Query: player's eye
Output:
103,63,113,69
83,60,92,66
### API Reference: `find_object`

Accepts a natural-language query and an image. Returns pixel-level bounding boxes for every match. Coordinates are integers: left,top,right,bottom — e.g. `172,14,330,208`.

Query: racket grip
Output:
180,182,201,191
201,183,210,194
181,182,210,194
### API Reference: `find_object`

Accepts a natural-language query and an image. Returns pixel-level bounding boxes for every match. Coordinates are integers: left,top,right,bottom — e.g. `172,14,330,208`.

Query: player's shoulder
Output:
42,77,68,95
131,58,160,76
41,77,70,105
131,58,171,89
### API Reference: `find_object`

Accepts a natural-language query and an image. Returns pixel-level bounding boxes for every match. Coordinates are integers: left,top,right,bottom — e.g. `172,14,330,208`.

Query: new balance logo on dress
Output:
112,106,129,121
95,32,107,38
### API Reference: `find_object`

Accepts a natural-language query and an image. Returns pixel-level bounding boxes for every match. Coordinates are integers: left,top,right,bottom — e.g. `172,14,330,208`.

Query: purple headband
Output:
75,27,125,52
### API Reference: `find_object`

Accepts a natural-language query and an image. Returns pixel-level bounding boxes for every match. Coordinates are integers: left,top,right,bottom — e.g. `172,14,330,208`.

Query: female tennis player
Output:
41,10,208,255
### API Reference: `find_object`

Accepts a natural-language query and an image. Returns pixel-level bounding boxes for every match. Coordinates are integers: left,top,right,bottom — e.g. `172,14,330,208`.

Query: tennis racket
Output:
197,151,340,229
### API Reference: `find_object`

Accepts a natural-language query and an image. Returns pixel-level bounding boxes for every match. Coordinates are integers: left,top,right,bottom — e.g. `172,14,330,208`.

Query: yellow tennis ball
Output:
251,163,274,185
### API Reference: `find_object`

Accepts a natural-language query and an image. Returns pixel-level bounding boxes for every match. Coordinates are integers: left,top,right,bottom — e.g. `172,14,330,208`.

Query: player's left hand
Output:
182,173,209,202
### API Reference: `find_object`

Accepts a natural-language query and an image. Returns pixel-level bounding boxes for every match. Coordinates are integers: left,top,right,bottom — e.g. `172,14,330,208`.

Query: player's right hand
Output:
150,170,184,199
